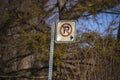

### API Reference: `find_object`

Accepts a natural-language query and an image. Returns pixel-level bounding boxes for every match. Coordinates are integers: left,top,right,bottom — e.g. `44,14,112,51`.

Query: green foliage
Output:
54,44,68,66
81,31,100,43
52,31,120,79
20,29,50,52
0,0,120,79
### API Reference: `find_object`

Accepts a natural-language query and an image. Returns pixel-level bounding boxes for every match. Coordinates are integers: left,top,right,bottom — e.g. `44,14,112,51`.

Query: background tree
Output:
0,0,120,80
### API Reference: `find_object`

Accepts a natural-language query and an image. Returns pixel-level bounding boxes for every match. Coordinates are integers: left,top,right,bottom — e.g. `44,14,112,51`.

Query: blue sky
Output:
77,13,120,36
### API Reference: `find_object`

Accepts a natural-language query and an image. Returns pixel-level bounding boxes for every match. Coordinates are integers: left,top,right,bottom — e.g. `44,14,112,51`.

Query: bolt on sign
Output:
55,20,76,43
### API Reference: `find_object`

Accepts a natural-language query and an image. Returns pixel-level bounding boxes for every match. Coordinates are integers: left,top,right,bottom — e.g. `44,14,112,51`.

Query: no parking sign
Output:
48,21,76,80
55,20,76,43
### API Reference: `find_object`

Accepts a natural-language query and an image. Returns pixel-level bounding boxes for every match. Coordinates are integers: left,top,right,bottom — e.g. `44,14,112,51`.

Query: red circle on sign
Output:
60,23,72,37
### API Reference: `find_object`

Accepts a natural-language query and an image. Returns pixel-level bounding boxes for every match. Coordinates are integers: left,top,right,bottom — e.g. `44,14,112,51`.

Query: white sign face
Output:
55,20,76,43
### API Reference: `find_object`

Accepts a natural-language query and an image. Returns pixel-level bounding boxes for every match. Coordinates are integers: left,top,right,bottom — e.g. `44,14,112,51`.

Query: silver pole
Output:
48,22,55,80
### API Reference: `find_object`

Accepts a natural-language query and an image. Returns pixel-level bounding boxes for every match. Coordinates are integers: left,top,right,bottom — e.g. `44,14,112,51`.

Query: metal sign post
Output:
48,22,55,80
